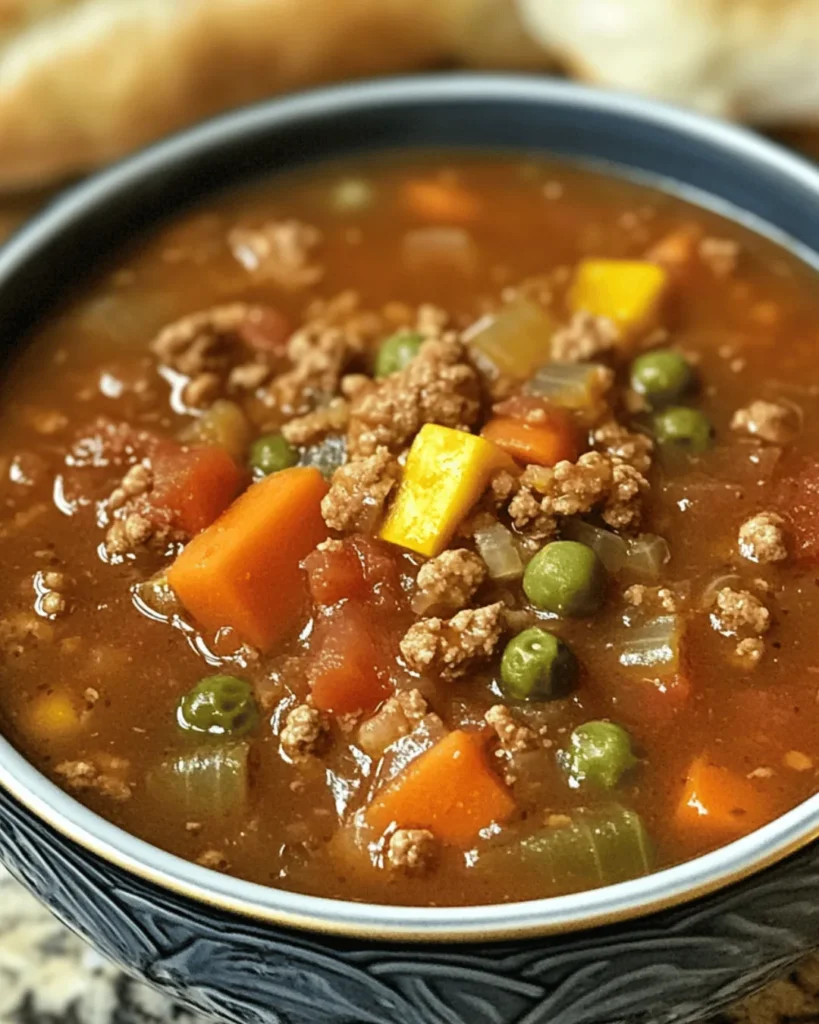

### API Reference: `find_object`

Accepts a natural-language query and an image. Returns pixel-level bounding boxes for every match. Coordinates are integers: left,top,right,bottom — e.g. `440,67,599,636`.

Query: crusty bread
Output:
0,0,817,192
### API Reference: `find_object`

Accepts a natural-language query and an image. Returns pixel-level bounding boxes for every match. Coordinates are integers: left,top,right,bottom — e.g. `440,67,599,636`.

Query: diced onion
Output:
526,361,611,414
147,742,249,819
474,522,524,581
402,228,477,275
299,434,347,478
625,534,670,579
619,615,680,670
563,519,627,573
464,299,554,379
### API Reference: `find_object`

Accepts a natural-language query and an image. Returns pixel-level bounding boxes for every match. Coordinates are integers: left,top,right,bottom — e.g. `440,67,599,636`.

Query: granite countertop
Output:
3,130,819,1024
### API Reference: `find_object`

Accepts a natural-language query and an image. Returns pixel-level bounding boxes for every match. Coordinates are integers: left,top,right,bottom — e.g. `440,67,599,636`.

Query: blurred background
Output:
1,1,818,1022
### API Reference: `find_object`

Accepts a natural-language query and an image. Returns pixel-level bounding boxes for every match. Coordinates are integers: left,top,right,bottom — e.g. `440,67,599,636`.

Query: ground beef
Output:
485,704,539,753
357,689,428,759
413,549,486,614
731,400,796,444
280,704,329,763
266,292,380,416
489,469,520,506
735,636,765,665
593,420,654,475
399,602,505,681
228,219,323,289
55,756,132,801
104,460,185,556
711,587,771,636
197,849,230,871
281,398,349,445
623,584,679,613
510,452,648,532
151,303,288,408
738,511,788,564
386,828,436,873
551,311,619,363
507,486,558,540
698,236,739,277
347,337,480,456
321,447,400,533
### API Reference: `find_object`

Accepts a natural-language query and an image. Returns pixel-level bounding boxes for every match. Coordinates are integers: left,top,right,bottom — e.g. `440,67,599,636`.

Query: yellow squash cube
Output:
569,259,668,340
380,424,512,557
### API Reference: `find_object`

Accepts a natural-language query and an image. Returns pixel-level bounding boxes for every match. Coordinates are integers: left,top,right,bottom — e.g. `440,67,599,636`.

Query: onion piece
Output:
625,534,671,579
402,228,477,275
525,361,612,415
464,299,554,379
299,434,347,479
619,615,681,671
563,519,627,573
147,742,250,819
474,522,524,581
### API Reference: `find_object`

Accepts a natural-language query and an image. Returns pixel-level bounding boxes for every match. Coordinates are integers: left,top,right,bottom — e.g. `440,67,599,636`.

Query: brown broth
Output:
0,153,818,906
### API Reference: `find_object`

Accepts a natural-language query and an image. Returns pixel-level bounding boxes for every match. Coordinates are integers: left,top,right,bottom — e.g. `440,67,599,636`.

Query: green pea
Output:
523,540,606,617
630,349,693,406
653,406,713,453
500,627,579,702
375,331,423,378
249,433,298,476
178,675,259,737
562,720,637,789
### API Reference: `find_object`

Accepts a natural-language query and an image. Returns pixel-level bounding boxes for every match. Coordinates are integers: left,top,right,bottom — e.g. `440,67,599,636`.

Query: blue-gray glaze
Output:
1,74,818,1024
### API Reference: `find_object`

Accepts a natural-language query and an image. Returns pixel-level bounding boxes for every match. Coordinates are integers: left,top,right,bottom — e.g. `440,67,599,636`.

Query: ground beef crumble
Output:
413,549,486,613
593,420,654,475
485,705,539,753
280,704,329,763
228,219,323,289
280,397,349,445
400,602,505,681
346,336,480,456
321,447,400,533
151,303,288,408
386,828,437,873
551,311,619,363
739,511,788,564
509,451,648,533
711,587,770,637
357,689,428,759
55,756,132,801
731,399,796,444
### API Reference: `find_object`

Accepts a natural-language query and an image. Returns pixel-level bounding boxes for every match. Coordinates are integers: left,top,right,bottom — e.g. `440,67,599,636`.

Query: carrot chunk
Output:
168,466,328,650
151,443,246,535
366,729,515,845
483,398,580,467
676,756,773,834
403,179,480,224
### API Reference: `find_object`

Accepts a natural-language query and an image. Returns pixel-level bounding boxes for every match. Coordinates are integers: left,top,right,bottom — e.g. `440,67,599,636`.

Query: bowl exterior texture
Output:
1,784,819,1024
1,75,819,1024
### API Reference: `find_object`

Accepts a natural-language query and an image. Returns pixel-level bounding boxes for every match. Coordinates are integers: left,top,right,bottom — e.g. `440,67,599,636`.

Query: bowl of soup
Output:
0,74,818,1024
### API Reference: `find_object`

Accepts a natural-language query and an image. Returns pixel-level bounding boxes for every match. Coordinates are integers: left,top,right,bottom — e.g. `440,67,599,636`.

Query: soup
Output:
0,154,817,907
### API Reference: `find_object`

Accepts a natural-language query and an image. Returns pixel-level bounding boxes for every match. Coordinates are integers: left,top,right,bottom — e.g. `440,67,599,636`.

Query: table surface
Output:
1,127,818,1024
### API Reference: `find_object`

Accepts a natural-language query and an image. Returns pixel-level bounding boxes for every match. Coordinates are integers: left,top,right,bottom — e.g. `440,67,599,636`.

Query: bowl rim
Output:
1,71,819,943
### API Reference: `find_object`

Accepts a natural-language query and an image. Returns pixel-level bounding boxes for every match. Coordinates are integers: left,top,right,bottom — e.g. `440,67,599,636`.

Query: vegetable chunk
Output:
677,756,773,833
570,259,668,339
168,466,328,650
379,424,512,557
151,443,246,535
366,729,515,845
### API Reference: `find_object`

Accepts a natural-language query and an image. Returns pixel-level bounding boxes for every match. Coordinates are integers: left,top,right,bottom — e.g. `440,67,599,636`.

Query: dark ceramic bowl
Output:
1,74,819,1024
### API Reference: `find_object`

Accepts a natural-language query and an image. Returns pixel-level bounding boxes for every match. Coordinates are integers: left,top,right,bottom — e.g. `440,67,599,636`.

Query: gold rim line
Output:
1,767,817,943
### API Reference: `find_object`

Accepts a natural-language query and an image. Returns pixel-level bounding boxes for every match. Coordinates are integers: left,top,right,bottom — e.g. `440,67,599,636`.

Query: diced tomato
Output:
304,543,368,606
238,307,291,354
776,459,819,561
310,603,391,715
150,443,246,535
304,536,401,608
